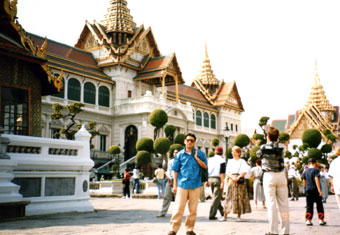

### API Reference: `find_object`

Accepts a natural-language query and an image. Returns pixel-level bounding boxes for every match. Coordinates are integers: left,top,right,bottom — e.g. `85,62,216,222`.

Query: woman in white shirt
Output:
221,146,251,222
250,158,266,208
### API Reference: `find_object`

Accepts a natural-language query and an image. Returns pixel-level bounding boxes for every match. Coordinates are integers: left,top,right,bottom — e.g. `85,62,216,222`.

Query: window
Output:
84,82,96,104
51,76,64,98
67,78,81,101
196,110,202,126
204,112,209,128
98,86,110,107
100,135,107,151
231,123,233,131
211,114,216,129
128,90,132,98
1,86,28,135
236,124,238,132
51,128,60,139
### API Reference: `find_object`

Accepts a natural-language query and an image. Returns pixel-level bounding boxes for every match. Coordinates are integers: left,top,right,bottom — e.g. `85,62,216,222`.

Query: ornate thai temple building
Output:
267,62,339,143
21,0,244,167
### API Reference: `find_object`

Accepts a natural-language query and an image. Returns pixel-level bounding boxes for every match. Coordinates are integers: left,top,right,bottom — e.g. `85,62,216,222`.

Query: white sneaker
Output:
219,217,226,222
319,220,326,226
236,217,241,222
306,220,313,226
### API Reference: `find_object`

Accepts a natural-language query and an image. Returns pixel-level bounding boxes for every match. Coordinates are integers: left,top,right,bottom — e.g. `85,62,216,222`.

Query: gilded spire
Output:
101,0,136,34
305,61,335,112
195,42,219,86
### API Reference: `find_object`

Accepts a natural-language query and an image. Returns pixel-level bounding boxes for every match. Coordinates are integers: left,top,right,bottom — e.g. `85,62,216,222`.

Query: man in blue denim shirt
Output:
168,133,207,235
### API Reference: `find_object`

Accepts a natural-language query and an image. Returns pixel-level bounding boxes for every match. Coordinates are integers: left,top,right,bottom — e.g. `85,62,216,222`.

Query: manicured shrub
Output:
154,137,171,155
108,145,121,155
234,134,250,148
136,137,154,152
211,138,219,147
279,133,290,143
208,151,215,157
165,125,176,137
136,151,151,166
169,144,184,157
321,144,332,154
149,109,168,129
302,129,322,148
174,133,186,145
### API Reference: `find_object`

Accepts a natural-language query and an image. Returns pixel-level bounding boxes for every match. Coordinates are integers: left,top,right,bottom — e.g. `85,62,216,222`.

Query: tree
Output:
108,145,121,178
226,146,232,159
136,151,151,166
253,133,265,146
249,146,260,165
208,151,215,157
258,116,270,138
302,129,322,148
50,102,98,147
279,132,290,144
164,125,176,143
136,137,154,153
174,133,185,145
149,109,168,139
234,134,250,148
211,137,219,147
154,137,171,157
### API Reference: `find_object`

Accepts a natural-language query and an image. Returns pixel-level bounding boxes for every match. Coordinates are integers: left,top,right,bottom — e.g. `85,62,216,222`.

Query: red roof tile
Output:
144,56,168,70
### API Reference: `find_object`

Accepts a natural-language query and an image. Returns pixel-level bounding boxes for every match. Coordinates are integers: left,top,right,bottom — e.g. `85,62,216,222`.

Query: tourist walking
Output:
122,168,131,199
155,165,167,199
168,133,207,235
319,165,329,203
221,146,251,222
256,127,290,235
207,146,226,220
132,165,140,194
288,164,300,201
250,158,266,209
156,149,180,217
328,147,340,212
302,158,326,226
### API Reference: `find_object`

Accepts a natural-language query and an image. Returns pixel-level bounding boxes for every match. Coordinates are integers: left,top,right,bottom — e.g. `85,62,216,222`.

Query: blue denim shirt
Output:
172,148,207,189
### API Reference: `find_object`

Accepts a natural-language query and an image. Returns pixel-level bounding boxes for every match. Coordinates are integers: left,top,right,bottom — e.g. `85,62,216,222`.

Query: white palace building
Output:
33,0,244,166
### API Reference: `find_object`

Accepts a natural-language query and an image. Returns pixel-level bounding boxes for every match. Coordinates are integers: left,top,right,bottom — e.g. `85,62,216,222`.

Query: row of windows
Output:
52,77,110,107
194,110,216,129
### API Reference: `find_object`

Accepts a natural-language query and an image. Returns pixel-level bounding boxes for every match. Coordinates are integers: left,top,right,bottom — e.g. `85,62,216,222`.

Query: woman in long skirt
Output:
250,158,266,208
319,165,329,203
221,146,251,221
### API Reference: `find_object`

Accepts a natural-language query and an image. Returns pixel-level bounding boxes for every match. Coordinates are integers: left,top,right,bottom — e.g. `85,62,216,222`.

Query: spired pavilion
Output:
267,62,339,145
10,0,244,168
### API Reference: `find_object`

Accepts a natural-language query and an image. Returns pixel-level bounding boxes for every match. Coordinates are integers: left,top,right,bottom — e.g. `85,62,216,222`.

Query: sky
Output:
17,0,340,133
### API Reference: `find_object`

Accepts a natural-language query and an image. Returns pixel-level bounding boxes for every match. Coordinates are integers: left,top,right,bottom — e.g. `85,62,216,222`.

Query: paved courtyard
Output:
1,195,339,235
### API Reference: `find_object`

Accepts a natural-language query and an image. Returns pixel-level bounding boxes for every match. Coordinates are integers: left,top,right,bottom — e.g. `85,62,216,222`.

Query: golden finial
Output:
314,59,320,86
205,41,208,59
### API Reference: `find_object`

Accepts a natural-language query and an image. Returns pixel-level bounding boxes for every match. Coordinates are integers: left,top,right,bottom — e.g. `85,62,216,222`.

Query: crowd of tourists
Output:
120,128,340,235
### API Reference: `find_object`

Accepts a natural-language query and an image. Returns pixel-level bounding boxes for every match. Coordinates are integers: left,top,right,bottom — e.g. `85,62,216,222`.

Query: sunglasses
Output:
186,139,195,143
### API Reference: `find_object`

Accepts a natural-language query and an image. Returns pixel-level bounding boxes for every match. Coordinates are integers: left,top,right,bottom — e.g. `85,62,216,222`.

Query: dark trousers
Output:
123,181,130,197
305,189,324,220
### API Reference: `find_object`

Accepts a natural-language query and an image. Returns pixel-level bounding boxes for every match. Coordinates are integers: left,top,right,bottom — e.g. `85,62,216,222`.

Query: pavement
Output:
1,194,339,235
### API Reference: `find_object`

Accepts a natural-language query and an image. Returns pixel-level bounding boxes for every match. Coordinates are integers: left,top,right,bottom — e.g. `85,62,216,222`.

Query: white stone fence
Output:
2,125,94,216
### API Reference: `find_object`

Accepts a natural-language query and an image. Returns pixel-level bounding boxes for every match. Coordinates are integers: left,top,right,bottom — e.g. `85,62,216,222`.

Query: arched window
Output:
98,86,110,107
67,78,80,101
196,110,202,126
51,75,64,98
84,82,96,104
204,112,209,128
211,114,216,129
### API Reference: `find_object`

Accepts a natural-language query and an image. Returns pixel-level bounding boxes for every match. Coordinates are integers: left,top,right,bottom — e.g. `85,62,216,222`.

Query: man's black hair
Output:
185,133,196,141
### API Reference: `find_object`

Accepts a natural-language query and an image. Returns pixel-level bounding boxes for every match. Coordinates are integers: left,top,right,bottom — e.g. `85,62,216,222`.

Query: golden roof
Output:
305,61,335,112
101,0,136,34
194,43,219,86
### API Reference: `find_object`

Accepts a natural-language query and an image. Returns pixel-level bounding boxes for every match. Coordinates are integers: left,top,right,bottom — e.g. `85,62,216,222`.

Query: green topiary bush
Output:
279,132,290,143
302,129,322,148
136,151,151,166
249,146,260,164
234,134,250,148
226,146,232,159
208,151,215,157
165,125,176,137
321,144,332,154
136,137,154,153
108,145,121,155
149,109,168,129
211,137,219,147
174,133,186,145
307,148,323,160
154,137,171,155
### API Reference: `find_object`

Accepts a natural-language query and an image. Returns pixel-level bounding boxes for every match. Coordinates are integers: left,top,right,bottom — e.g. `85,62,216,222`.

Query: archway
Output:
124,125,138,161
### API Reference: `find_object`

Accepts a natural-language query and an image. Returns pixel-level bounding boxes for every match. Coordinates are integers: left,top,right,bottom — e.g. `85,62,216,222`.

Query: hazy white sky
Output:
17,0,340,132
